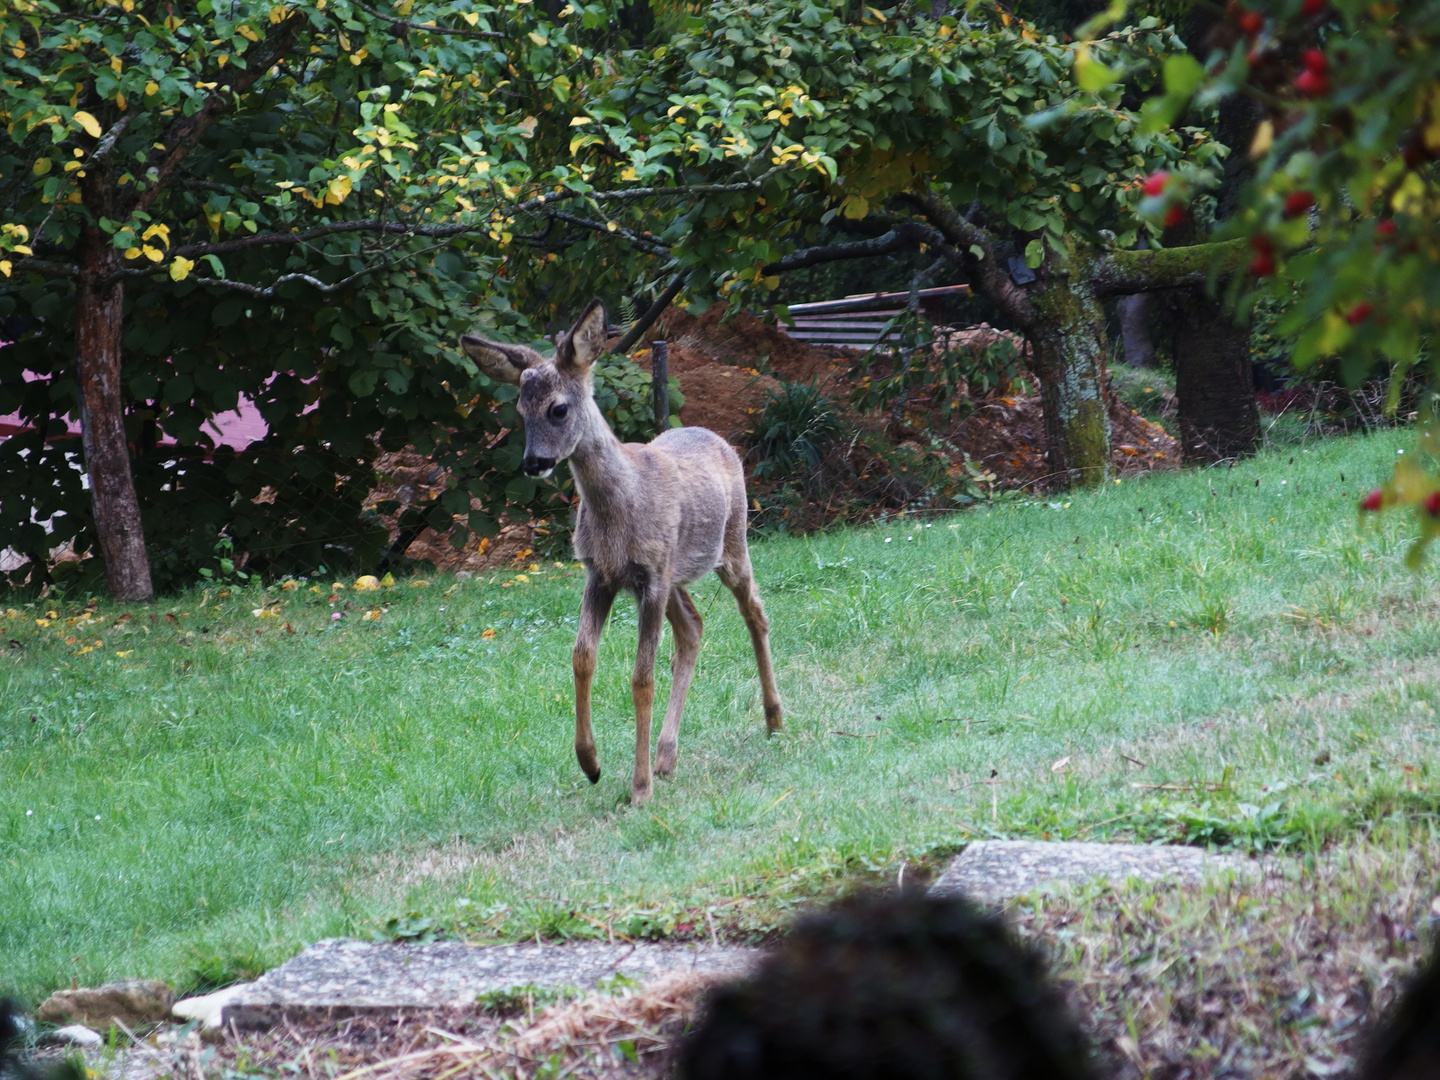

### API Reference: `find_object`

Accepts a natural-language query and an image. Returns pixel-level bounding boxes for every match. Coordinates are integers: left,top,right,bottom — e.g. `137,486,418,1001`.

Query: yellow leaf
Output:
0,261,10,278
462,12,479,25
409,580,429,588
325,175,353,204
115,92,127,110
72,110,102,138
12,245,32,256
270,5,288,24
238,24,260,41
205,211,222,234
841,194,870,219
528,31,548,45
145,80,160,96
124,247,142,260
143,223,170,244
569,115,593,126
380,572,395,586
1249,119,1274,160
762,275,780,290
517,116,539,138
605,221,618,232
354,575,381,591
620,166,638,180
169,256,195,281
110,55,123,74
142,245,163,262
33,157,50,175
482,627,497,640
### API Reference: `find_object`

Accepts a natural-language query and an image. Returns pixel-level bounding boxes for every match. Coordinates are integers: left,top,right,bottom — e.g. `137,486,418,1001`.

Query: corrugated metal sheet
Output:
781,285,969,349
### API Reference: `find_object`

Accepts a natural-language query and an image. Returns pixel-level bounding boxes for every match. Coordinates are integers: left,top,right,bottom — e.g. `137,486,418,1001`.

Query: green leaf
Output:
1024,238,1045,269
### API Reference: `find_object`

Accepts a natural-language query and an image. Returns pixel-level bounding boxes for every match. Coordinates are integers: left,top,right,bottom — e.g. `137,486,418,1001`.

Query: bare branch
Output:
613,271,691,355
3,258,78,278
545,211,670,256
83,113,133,169
904,191,1038,328
760,222,945,275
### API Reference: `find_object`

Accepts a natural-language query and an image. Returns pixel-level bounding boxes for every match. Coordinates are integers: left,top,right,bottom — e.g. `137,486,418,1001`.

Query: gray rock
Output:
221,938,755,1030
929,840,1253,906
46,1024,103,1047
453,571,473,581
36,979,175,1028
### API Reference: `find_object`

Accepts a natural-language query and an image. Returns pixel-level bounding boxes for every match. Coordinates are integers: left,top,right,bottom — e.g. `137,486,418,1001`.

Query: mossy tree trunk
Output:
1027,267,1114,487
899,195,1255,490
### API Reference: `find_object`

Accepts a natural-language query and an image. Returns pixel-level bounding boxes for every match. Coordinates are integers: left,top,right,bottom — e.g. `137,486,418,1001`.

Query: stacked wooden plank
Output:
780,285,970,349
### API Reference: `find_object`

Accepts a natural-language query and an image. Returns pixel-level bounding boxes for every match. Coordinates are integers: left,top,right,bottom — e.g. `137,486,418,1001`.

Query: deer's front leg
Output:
630,583,669,804
573,574,615,784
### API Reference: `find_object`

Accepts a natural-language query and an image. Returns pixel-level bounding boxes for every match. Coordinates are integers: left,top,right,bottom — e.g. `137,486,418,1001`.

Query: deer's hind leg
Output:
630,581,670,804
718,546,783,734
573,574,616,784
655,585,704,779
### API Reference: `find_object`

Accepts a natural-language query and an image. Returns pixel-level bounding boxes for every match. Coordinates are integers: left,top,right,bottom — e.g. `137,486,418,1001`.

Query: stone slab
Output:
221,938,755,1030
929,840,1253,906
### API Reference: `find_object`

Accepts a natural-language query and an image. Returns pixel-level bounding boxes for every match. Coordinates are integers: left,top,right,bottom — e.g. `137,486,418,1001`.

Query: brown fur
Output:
461,300,783,803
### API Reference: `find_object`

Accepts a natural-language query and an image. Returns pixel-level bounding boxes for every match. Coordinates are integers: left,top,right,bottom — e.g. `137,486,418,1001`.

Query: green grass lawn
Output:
4,428,1440,1003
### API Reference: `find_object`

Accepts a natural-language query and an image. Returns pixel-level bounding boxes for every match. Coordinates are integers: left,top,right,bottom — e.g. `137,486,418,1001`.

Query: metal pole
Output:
652,340,670,437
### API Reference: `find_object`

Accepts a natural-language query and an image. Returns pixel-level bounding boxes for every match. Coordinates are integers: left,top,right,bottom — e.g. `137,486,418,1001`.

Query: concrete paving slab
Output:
928,840,1254,906
221,938,756,1030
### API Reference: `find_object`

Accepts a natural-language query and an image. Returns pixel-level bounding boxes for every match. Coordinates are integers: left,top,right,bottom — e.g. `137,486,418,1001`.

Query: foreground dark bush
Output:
677,889,1095,1080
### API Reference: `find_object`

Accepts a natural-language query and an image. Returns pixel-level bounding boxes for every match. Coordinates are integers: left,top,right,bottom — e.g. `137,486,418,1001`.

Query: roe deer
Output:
461,299,783,804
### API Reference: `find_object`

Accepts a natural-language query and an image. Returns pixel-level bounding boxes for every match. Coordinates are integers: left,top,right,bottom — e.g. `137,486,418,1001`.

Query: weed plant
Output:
3,429,1439,1002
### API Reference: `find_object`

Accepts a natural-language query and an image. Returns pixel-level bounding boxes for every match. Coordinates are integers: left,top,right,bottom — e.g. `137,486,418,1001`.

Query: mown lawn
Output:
4,427,1439,1002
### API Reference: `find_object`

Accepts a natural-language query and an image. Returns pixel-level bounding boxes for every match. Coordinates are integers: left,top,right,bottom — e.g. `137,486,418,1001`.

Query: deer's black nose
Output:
523,454,557,477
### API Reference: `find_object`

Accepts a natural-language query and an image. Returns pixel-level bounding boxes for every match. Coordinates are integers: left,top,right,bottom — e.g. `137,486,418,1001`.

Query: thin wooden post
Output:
651,340,670,437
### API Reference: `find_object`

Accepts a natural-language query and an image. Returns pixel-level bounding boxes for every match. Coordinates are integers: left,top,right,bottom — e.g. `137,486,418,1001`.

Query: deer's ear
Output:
556,299,607,375
461,335,541,385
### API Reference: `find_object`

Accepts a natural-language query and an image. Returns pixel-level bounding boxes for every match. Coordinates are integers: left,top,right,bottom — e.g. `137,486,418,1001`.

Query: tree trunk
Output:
1028,276,1113,488
1165,288,1260,463
1118,293,1157,368
76,225,153,601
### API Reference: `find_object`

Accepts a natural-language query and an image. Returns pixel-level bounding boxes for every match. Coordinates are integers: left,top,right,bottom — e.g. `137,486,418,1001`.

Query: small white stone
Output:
50,1025,102,1047
172,983,253,1030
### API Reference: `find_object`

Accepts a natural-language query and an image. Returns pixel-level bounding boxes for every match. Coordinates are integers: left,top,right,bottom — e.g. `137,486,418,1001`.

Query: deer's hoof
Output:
577,744,600,783
630,782,653,805
655,744,677,777
765,703,784,733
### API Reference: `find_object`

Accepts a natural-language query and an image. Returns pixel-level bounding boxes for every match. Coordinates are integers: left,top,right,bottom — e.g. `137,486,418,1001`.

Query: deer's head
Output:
460,299,607,479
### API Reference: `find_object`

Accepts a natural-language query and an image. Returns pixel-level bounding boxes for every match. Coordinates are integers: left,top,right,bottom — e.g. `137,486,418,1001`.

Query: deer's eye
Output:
549,402,569,422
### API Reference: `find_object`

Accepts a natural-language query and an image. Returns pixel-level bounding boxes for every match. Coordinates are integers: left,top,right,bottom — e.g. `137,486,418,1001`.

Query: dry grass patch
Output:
1019,839,1438,1080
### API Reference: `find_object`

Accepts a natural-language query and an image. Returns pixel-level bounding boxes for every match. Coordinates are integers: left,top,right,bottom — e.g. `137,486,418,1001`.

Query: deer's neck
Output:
568,398,639,515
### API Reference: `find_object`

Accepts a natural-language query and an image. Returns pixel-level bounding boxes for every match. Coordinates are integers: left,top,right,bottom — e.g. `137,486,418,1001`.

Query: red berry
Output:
1239,10,1264,34
1425,492,1440,516
1283,191,1315,217
1302,0,1326,14
1294,69,1329,97
1164,204,1186,228
1377,219,1398,237
1301,48,1328,74
1360,489,1384,512
1142,171,1171,197
1346,301,1374,325
1249,235,1275,277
